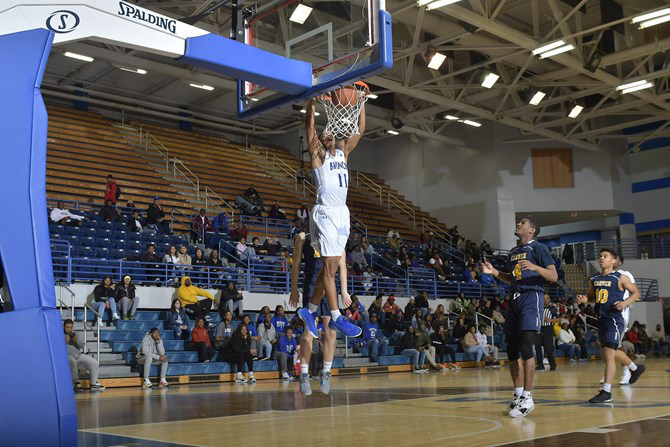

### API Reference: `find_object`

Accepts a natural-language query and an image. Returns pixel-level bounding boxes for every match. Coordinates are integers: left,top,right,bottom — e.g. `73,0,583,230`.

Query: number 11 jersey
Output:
313,148,348,207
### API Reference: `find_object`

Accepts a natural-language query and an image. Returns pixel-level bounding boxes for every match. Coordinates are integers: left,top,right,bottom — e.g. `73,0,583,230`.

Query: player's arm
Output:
616,274,640,310
339,250,352,308
481,261,513,285
576,282,595,304
519,260,558,283
344,103,365,156
305,99,324,168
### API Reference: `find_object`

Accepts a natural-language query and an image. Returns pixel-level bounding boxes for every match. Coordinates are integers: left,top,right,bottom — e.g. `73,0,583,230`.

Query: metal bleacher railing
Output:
573,237,670,262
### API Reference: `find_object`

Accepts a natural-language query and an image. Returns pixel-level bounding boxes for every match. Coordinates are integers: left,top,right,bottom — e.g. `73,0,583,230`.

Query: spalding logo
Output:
46,10,80,34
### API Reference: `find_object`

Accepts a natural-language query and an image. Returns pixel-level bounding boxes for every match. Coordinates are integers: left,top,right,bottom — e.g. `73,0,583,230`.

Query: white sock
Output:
323,361,333,373
237,372,243,378
308,303,319,313
522,390,532,399
628,363,637,372
622,365,630,373
249,372,254,377
330,310,342,320
602,383,612,392
301,363,309,374
515,387,524,397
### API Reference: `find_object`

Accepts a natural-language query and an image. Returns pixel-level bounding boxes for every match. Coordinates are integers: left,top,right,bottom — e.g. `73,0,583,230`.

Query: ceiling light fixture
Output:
445,115,459,120
529,91,546,105
118,67,147,75
189,83,215,91
427,52,447,70
481,72,500,89
425,0,463,10
620,82,654,94
568,104,584,118
387,130,400,135
462,119,482,127
638,14,670,29
616,80,648,91
538,44,574,59
63,51,94,62
632,8,670,25
289,4,313,24
532,40,565,55
368,93,379,99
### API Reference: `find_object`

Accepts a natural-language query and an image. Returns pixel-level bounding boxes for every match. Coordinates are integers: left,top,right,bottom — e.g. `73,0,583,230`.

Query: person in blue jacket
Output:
363,314,389,362
271,305,289,334
168,298,190,340
274,327,297,379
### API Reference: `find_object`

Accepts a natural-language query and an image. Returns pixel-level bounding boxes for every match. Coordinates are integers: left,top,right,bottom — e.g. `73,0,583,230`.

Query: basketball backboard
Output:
237,0,392,119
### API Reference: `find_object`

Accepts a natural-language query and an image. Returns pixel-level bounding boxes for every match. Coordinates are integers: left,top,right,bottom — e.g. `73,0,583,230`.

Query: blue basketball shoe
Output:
298,308,318,338
329,315,363,337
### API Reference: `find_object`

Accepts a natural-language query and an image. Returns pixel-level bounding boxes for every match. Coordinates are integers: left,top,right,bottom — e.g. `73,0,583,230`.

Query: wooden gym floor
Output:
77,359,670,447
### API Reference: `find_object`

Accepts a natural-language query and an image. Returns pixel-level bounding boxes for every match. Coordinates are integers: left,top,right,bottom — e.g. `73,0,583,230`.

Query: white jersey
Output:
313,149,348,207
618,269,635,329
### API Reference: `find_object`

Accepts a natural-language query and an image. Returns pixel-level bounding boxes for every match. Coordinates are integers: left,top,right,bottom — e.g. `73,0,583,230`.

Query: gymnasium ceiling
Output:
42,0,670,151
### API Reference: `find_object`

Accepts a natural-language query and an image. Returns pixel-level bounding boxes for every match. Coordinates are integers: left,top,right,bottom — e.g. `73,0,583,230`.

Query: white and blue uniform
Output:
617,269,635,331
309,148,350,257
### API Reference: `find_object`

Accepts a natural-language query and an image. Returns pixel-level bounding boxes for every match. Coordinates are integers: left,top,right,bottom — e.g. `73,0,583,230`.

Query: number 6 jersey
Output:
506,240,555,294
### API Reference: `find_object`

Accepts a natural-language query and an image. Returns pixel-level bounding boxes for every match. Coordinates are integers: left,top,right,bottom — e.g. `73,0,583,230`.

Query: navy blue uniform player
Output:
577,248,644,403
482,217,557,418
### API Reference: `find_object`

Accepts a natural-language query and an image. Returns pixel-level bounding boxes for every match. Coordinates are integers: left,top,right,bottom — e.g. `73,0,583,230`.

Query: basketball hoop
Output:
317,81,370,140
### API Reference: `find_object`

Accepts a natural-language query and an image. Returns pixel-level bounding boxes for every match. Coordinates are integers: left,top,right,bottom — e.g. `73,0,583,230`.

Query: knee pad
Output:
507,335,521,362
520,330,537,360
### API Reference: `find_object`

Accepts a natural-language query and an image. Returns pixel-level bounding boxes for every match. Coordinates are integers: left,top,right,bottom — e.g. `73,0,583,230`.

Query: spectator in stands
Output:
383,295,400,321
268,201,287,220
215,310,234,351
50,201,85,225
432,305,448,331
562,244,574,265
651,324,668,355
386,309,406,340
64,319,105,390
221,281,244,318
207,248,229,276
404,298,416,321
453,292,468,315
126,200,138,217
296,204,308,223
400,325,426,373
428,252,444,276
230,221,249,242
100,200,122,222
163,245,179,279
146,197,170,235
190,317,216,362
415,291,431,318
476,325,499,366
126,243,162,281
362,265,377,292
480,240,493,258
258,316,277,360
93,276,119,324
387,228,400,241
362,237,376,258
363,314,389,362
345,302,363,328
137,328,169,388
275,326,297,379
271,305,289,333
104,175,119,204
431,324,459,369
257,306,271,325
557,323,581,361
192,247,207,270
115,275,139,320
191,209,211,243
639,324,653,354
351,295,368,324
388,234,401,251
236,237,253,264
177,276,215,324
626,326,642,354
416,321,443,370
452,317,468,340
242,314,262,359
480,300,494,320
262,237,282,256
243,184,264,213
178,244,192,268
349,245,368,274
126,210,145,233
168,298,190,340
222,324,256,383
368,294,385,326
463,324,489,364
212,212,229,237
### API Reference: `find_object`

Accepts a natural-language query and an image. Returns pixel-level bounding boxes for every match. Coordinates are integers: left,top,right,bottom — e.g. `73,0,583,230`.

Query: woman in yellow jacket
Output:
178,276,217,324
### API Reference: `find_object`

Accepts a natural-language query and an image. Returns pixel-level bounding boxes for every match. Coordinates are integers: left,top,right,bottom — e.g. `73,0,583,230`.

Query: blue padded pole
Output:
0,29,78,447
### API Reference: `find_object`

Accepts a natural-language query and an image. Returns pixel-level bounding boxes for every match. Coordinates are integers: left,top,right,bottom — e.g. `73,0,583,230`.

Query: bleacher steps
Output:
342,357,376,368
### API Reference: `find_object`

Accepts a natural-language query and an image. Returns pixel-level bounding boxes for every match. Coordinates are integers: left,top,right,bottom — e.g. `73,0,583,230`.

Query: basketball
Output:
331,86,359,107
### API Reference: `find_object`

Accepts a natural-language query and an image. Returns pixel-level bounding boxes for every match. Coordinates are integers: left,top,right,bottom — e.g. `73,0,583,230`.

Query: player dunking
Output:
578,248,645,403
289,96,365,393
482,217,557,417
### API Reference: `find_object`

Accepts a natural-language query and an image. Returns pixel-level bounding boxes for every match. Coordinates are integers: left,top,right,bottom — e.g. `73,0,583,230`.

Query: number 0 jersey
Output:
313,148,348,207
591,271,625,319
506,240,555,294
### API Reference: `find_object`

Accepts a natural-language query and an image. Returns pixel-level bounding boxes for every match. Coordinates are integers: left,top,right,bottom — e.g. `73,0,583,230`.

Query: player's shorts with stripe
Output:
310,204,350,257
504,291,543,335
598,315,625,350
621,307,630,332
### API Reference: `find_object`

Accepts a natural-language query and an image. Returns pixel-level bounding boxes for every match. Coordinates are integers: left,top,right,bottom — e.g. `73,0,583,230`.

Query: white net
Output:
316,82,370,140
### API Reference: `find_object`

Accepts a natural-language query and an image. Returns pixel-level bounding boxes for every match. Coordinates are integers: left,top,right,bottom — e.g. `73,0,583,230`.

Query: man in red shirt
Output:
104,175,118,204
191,317,216,362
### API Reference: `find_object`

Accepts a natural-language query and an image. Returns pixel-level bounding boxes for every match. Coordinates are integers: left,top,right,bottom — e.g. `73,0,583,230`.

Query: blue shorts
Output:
504,291,543,335
598,315,625,350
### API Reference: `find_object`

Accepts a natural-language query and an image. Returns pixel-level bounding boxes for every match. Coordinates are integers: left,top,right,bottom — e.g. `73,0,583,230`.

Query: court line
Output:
78,429,202,447
487,411,670,447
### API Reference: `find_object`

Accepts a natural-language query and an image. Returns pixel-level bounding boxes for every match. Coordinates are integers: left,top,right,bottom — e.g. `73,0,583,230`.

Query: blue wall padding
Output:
178,34,312,95
0,29,77,446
